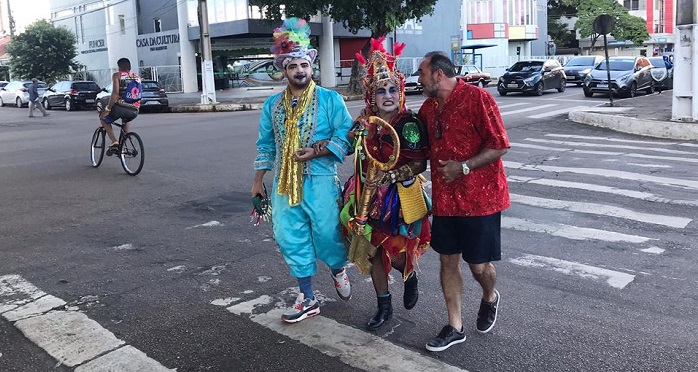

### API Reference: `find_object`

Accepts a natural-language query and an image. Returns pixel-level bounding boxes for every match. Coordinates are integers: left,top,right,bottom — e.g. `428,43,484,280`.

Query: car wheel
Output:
558,79,566,92
0,96,4,107
16,97,23,108
65,99,73,111
498,89,508,96
477,80,484,88
535,82,544,96
583,89,593,97
42,98,51,110
628,82,637,98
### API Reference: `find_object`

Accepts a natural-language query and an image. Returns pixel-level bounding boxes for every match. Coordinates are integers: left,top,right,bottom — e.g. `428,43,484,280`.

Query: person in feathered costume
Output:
252,17,355,324
341,37,431,330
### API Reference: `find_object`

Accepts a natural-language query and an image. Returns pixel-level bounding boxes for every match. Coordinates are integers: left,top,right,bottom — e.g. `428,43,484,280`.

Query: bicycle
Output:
90,121,145,176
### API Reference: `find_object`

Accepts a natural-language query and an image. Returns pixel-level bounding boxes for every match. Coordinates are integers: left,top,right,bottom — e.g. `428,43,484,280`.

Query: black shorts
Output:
431,212,502,264
102,103,138,124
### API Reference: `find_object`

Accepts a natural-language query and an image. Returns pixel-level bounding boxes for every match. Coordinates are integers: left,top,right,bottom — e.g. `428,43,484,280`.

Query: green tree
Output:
248,0,438,92
547,0,577,48
6,20,80,83
574,0,650,49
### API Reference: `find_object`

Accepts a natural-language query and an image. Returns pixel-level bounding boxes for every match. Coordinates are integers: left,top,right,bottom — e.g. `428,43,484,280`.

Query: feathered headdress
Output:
271,18,317,70
355,37,407,114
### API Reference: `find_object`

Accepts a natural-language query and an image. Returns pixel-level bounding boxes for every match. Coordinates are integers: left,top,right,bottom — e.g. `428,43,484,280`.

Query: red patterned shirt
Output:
418,80,510,216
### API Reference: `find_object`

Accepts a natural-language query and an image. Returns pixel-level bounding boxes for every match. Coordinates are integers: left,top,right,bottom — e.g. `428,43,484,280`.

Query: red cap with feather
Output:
356,37,407,115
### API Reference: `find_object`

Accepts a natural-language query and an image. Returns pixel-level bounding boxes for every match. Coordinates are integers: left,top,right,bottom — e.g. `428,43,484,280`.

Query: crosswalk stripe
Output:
0,275,173,371
502,216,652,243
227,296,469,372
525,138,698,156
505,161,698,190
510,193,692,228
509,254,636,289
528,106,588,119
500,104,557,116
509,142,698,164
545,134,678,145
496,102,528,109
508,176,698,207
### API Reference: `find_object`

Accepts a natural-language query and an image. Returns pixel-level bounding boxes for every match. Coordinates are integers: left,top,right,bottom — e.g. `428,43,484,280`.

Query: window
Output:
154,18,162,33
623,0,639,10
119,15,125,35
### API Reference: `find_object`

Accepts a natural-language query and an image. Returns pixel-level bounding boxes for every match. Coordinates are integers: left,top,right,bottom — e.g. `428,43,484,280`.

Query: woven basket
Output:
397,179,428,224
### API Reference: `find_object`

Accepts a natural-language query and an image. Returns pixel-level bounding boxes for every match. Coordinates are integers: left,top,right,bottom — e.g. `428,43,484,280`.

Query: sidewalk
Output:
166,86,362,113
568,91,698,141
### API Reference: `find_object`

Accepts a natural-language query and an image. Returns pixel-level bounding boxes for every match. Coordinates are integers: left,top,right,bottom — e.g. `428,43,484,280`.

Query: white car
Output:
0,80,48,107
404,71,422,94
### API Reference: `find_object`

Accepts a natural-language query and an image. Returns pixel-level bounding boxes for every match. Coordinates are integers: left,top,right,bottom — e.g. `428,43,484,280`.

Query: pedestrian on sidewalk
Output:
28,78,49,118
341,37,430,331
417,51,510,352
250,18,354,323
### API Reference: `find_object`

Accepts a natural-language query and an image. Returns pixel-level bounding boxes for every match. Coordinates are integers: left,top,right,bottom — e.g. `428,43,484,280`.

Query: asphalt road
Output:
1,86,696,372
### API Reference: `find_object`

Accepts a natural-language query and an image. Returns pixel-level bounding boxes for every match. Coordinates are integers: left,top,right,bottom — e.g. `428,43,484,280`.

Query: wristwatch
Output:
461,161,470,175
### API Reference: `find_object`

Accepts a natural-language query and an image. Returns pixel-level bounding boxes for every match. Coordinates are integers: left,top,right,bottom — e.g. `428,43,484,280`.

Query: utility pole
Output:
198,0,217,104
672,0,697,121
7,0,16,36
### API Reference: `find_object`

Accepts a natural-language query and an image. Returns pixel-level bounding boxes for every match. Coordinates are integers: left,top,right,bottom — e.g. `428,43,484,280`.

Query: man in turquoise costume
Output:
251,18,354,323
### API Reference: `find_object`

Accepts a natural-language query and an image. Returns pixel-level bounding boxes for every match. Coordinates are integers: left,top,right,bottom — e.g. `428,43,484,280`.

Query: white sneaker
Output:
281,294,320,323
331,268,351,301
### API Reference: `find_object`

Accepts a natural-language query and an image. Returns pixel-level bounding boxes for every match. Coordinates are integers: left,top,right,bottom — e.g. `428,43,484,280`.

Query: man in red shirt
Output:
417,51,510,352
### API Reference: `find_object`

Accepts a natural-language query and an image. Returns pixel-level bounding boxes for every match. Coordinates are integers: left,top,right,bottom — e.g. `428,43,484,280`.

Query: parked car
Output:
404,71,422,94
0,81,8,89
583,56,654,98
0,80,48,107
648,56,673,90
97,80,169,113
42,80,101,111
455,65,492,87
497,60,566,96
563,55,604,86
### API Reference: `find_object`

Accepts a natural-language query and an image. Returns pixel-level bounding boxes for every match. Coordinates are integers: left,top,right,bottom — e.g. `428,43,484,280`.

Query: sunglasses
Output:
434,113,448,139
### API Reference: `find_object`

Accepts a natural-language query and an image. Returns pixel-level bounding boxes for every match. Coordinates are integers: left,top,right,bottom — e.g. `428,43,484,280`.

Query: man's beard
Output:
423,83,438,98
288,75,311,90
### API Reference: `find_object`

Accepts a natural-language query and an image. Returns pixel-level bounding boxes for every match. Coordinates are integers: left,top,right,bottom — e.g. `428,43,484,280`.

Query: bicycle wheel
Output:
90,127,106,167
119,132,144,175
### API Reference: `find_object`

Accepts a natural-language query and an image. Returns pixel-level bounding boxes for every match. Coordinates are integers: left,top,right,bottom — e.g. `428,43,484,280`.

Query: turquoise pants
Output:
271,175,348,278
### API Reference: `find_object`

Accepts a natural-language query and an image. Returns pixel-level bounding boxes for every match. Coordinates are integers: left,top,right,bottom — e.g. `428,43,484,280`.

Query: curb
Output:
568,110,698,141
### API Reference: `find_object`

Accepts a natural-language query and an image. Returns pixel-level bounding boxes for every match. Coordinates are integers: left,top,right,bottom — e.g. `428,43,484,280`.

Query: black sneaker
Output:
106,144,119,156
476,289,500,333
425,325,466,352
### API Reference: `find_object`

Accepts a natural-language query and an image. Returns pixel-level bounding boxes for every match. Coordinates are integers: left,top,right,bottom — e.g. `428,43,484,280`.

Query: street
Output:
1,86,697,372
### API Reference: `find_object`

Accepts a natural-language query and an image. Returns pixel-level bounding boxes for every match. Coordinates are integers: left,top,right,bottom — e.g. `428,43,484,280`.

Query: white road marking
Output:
528,106,588,119
510,193,692,228
227,296,469,372
641,247,665,254
502,217,652,243
505,161,698,190
187,220,223,229
166,265,186,272
509,254,636,289
112,244,134,250
508,176,698,207
0,275,173,370
626,162,671,168
545,133,678,145
211,297,241,306
496,102,528,109
501,104,557,116
525,138,698,156
509,142,698,163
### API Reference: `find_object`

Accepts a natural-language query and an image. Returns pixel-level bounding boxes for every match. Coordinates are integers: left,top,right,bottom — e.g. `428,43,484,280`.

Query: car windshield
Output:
565,57,597,66
648,58,665,67
74,82,100,90
142,82,162,90
508,61,543,72
22,82,48,89
596,60,635,71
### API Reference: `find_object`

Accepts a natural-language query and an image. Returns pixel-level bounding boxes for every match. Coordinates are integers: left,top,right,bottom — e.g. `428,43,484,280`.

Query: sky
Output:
2,0,51,34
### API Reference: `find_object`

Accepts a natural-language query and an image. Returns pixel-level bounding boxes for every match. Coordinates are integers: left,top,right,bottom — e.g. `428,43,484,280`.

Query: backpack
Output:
121,74,142,104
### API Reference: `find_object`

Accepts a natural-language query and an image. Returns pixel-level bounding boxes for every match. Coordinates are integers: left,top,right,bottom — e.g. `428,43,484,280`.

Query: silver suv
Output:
0,80,48,107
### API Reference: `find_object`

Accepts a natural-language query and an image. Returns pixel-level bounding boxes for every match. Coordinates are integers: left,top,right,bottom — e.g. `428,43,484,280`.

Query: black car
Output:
563,56,604,86
497,60,566,96
97,80,169,112
43,80,101,111
648,56,673,90
583,56,654,98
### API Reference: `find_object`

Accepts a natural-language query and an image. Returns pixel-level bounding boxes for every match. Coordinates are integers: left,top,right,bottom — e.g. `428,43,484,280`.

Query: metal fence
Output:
71,65,183,92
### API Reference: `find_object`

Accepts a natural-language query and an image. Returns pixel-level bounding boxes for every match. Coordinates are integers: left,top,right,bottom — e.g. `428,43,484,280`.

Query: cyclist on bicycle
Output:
99,58,142,156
